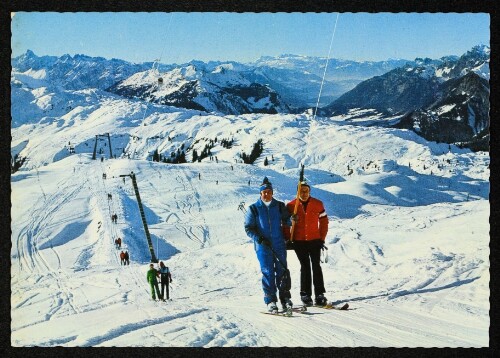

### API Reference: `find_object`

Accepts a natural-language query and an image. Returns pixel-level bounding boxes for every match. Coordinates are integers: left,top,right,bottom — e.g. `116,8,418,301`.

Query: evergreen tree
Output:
152,148,160,162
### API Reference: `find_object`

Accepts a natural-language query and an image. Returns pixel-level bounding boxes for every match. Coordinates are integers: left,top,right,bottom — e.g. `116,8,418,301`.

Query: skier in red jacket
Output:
286,181,329,306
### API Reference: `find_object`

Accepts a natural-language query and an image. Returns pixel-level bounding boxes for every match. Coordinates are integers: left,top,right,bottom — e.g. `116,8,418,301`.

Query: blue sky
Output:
11,12,490,64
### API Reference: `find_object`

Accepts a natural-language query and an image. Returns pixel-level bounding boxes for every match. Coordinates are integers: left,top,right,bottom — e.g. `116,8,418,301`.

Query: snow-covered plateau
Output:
11,77,490,347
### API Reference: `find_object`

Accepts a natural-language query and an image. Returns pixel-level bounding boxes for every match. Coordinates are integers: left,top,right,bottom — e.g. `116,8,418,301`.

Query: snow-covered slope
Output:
10,71,490,347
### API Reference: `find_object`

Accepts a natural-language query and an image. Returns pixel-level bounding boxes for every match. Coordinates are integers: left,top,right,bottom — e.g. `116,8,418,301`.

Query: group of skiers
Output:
244,176,329,313
119,250,130,265
146,261,173,301
136,173,327,311
114,237,122,249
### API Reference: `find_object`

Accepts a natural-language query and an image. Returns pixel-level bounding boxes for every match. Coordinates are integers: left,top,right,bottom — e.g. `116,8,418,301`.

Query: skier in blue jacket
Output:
244,177,293,313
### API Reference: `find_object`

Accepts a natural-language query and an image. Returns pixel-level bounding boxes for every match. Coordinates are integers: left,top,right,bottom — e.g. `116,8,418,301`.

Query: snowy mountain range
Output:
11,50,409,111
324,45,490,151
11,46,490,151
249,54,410,107
10,45,490,347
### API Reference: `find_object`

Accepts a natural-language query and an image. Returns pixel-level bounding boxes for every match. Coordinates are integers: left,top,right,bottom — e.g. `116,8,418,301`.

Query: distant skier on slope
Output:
244,177,294,313
285,180,329,307
158,261,173,301
146,263,161,301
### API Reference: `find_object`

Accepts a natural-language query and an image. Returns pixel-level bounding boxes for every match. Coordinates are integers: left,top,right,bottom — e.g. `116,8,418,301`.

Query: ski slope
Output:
10,97,489,347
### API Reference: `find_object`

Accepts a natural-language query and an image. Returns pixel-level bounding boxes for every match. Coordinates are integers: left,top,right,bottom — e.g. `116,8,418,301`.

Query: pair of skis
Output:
262,302,349,317
317,302,349,310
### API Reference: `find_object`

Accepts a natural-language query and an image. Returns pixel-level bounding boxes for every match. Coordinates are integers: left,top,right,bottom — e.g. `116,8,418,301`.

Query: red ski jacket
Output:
286,197,328,242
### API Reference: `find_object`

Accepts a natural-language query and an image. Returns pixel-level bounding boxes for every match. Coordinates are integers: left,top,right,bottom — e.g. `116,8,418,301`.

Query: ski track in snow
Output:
14,173,89,321
10,105,489,347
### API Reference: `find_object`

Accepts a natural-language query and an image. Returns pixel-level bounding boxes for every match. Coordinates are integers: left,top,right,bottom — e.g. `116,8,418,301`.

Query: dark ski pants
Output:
149,280,161,300
161,281,170,300
294,241,325,297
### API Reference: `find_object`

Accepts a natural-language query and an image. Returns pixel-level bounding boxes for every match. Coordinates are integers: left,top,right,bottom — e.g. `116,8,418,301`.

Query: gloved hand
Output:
314,240,326,249
170,279,173,283
257,236,271,247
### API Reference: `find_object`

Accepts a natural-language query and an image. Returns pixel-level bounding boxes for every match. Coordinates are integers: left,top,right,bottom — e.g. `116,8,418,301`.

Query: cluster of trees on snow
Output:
240,139,264,164
11,154,26,173
152,143,187,164
192,137,234,163
220,138,234,149
192,142,213,163
150,136,264,166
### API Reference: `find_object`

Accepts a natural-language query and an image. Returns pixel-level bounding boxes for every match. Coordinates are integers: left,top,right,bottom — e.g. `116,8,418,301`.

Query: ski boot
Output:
267,301,278,314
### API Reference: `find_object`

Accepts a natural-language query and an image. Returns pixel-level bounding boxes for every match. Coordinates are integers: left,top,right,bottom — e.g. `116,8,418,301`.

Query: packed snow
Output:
11,76,490,347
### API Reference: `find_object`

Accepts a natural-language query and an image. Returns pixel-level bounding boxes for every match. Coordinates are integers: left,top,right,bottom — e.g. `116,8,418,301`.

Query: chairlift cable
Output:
140,13,174,122
295,14,340,219
312,13,340,122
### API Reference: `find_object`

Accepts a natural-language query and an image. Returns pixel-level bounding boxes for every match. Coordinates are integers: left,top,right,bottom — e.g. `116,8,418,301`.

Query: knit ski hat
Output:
260,177,273,192
299,180,310,189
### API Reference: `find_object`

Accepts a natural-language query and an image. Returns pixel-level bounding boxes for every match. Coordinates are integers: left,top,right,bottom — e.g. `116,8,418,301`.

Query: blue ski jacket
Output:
244,198,291,250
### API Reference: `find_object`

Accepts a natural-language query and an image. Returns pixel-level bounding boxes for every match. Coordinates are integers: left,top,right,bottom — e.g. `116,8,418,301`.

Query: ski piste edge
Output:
313,302,349,310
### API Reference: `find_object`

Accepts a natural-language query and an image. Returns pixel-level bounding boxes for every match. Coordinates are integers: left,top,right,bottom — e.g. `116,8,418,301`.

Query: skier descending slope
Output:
244,177,294,314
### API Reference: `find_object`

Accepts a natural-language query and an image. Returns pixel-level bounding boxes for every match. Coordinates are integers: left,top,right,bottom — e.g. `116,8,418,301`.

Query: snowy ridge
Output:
11,69,490,346
106,63,288,115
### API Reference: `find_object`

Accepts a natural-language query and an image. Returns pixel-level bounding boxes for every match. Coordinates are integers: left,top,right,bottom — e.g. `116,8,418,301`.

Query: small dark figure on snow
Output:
124,251,130,265
108,193,112,200
114,238,119,249
116,237,122,249
120,250,126,265
158,261,173,300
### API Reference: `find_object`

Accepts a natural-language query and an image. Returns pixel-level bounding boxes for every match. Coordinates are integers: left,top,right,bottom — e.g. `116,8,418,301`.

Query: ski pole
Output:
264,241,292,293
290,164,305,242
266,241,288,271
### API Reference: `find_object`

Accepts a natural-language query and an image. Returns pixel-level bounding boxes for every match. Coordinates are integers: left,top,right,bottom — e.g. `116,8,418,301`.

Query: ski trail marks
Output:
82,308,207,346
169,168,211,248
